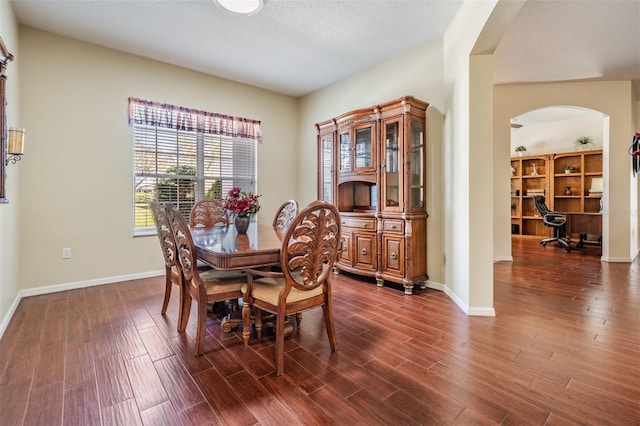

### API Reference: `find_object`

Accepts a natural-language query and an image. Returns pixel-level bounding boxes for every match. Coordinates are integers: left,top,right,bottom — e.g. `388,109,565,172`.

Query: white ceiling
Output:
9,0,640,98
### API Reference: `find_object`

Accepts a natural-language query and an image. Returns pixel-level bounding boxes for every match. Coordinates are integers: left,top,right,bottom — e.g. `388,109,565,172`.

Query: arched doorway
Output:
509,105,607,257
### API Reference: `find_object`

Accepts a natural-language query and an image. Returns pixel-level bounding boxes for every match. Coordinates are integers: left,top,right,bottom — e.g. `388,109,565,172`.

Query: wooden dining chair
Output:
272,199,299,230
149,201,188,330
241,201,341,376
166,203,247,356
271,199,300,325
190,199,228,229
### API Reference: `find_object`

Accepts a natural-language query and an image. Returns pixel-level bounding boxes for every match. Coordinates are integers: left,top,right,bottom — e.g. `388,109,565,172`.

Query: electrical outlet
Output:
62,248,71,259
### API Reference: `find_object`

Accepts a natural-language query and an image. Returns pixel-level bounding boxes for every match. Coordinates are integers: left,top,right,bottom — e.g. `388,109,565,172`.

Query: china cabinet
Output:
316,96,428,294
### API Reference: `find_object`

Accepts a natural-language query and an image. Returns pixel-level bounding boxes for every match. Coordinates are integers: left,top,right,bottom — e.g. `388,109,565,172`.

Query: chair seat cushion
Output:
199,270,246,295
241,277,323,305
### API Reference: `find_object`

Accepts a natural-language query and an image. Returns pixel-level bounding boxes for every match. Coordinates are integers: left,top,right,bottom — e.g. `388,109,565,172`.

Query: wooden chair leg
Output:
161,272,172,315
322,302,338,351
175,282,183,332
242,301,251,345
178,290,192,333
275,313,286,376
295,312,302,327
195,297,207,356
255,309,263,339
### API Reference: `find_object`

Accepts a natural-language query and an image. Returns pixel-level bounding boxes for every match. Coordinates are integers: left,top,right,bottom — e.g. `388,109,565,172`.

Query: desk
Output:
565,212,602,251
192,223,283,270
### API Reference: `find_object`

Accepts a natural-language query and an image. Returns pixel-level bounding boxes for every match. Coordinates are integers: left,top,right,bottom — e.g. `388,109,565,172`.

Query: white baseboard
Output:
425,280,496,317
493,256,513,263
468,306,497,316
0,270,164,339
600,256,633,263
0,293,24,342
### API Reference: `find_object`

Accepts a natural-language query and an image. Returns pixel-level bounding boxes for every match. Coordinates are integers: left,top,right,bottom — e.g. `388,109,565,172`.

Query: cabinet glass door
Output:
339,131,351,172
354,127,372,168
409,119,425,209
321,134,333,203
383,120,401,209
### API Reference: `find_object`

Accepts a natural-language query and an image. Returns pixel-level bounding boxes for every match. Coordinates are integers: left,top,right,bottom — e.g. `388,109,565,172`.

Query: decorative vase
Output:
565,186,572,195
530,163,538,176
234,214,250,234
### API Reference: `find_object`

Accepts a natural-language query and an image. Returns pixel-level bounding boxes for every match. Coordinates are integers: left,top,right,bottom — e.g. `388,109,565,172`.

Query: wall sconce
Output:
6,127,25,165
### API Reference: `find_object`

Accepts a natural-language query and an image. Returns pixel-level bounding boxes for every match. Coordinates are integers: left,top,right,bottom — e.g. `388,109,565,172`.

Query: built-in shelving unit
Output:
551,150,603,214
511,154,550,238
510,149,602,239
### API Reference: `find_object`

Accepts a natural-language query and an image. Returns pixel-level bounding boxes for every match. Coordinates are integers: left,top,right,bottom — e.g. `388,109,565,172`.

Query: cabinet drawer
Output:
353,232,377,270
382,235,405,277
341,217,376,230
382,219,404,233
339,233,351,264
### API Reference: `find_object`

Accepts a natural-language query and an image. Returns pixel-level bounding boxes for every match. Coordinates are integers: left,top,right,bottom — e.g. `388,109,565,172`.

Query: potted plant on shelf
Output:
515,146,527,156
564,165,575,174
575,136,594,150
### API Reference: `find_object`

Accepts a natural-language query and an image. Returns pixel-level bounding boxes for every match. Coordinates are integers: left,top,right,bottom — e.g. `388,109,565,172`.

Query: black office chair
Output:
533,195,569,249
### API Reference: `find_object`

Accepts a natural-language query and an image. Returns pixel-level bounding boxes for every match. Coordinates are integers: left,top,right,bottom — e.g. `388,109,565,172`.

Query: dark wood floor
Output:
1,238,638,425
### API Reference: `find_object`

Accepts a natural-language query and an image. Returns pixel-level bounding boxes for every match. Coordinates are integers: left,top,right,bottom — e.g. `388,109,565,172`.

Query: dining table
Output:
191,222,284,271
190,221,287,333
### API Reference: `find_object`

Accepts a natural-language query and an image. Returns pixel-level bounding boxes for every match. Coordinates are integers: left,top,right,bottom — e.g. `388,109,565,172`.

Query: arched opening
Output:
508,105,608,257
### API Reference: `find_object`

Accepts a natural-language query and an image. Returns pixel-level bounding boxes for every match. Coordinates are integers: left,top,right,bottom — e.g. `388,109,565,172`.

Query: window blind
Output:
130,98,259,235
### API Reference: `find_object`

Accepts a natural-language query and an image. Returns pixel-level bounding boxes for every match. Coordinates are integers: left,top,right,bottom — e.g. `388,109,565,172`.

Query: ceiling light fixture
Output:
215,0,263,15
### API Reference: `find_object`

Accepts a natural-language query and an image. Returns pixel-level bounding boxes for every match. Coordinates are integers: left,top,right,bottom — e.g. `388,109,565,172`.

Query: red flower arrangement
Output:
223,186,261,216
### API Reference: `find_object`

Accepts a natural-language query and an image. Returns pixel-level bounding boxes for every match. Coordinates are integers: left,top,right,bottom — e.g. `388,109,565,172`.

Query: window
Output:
129,98,262,235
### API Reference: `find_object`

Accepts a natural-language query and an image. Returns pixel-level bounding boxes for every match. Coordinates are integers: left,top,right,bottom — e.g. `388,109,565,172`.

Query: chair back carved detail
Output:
167,203,198,284
190,199,228,229
272,199,299,229
150,201,178,270
280,202,340,296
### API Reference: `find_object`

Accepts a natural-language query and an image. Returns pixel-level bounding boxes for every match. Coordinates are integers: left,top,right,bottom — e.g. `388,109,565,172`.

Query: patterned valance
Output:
128,97,263,142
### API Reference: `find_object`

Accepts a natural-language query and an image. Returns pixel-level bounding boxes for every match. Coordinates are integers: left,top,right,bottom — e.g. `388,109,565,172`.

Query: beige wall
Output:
15,28,299,293
441,0,500,314
494,80,638,262
0,2,21,327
